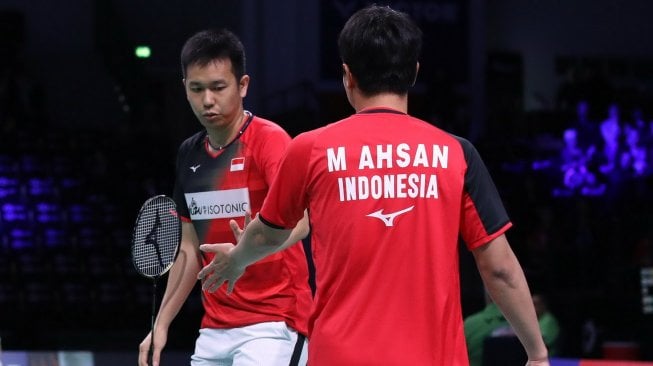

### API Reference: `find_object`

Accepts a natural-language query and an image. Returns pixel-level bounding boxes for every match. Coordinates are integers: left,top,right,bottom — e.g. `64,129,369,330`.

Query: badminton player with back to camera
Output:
137,29,312,366
198,5,550,366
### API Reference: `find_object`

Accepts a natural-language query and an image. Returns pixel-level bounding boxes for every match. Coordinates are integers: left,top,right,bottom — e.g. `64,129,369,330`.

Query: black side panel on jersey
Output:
454,135,511,234
173,131,206,219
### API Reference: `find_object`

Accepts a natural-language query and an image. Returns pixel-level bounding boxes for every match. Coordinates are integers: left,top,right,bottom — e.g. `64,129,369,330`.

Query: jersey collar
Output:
357,107,407,115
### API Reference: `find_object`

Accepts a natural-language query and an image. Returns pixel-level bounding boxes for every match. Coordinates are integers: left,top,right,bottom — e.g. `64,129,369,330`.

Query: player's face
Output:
184,58,249,131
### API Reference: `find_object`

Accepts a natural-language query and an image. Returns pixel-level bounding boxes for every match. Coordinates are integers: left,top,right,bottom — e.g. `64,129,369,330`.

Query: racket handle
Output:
149,279,157,366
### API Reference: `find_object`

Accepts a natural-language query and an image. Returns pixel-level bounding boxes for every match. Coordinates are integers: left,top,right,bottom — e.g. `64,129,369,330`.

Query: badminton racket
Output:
131,195,181,365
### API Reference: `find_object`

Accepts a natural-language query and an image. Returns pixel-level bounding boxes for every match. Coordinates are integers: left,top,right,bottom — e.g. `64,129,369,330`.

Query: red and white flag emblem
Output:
230,157,245,171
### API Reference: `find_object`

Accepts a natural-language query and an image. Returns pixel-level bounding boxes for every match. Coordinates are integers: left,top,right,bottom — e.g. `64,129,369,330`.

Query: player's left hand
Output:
197,243,243,294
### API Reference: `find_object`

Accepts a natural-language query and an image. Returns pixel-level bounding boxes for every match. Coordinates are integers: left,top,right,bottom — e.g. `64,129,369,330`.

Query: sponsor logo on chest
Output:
185,188,250,220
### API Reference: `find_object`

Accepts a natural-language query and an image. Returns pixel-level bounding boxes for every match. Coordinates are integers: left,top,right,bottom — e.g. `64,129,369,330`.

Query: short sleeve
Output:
259,131,315,229
457,137,512,249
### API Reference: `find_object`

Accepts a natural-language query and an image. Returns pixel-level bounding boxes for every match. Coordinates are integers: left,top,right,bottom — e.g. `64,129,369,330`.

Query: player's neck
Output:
352,93,408,114
206,110,247,149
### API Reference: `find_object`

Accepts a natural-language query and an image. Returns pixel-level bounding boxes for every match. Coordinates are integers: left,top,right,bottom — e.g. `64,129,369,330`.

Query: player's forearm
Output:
473,235,548,361
155,245,201,329
478,254,548,360
274,212,309,252
231,216,291,267
485,273,548,360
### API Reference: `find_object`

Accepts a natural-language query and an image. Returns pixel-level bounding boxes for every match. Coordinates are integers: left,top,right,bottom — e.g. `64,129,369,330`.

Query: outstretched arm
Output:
228,210,309,253
272,210,309,251
471,234,549,366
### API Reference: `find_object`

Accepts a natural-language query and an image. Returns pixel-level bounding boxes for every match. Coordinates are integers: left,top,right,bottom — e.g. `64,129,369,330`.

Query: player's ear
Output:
342,64,356,89
411,62,420,87
239,74,250,98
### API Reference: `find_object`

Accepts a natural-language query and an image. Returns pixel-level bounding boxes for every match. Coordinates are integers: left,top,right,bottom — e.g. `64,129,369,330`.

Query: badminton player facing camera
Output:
199,5,550,366
138,29,312,366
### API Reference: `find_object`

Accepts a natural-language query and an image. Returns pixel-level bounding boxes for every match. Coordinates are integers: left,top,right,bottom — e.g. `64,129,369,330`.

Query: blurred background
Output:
1,0,652,363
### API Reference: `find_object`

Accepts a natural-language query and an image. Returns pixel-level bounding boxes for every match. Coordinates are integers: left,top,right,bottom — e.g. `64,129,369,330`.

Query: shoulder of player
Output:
249,115,286,132
178,130,206,152
447,133,483,162
242,115,292,141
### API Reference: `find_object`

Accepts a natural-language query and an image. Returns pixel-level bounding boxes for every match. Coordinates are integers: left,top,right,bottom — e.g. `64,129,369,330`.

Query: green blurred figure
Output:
464,291,560,366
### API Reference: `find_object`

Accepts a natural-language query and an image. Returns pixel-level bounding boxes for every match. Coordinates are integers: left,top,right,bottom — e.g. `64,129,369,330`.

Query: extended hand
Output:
197,243,243,294
229,211,252,242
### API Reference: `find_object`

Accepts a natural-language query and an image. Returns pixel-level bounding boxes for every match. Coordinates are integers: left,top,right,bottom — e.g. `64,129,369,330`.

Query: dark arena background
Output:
1,0,653,365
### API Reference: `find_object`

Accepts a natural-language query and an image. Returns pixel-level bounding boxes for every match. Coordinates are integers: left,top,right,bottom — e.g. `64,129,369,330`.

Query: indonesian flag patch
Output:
230,157,245,171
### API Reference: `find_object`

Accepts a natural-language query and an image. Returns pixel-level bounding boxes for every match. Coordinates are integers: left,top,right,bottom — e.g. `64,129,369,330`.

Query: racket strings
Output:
132,197,181,277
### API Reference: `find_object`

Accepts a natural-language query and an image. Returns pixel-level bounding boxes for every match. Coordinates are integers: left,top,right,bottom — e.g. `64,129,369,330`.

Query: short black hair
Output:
180,28,246,80
338,5,422,96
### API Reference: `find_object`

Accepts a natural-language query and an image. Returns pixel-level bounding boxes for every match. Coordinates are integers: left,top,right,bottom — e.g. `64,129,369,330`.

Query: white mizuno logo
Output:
190,164,201,172
366,206,414,227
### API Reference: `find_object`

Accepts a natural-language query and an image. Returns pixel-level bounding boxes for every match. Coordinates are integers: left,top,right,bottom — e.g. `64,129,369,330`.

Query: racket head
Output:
131,195,182,279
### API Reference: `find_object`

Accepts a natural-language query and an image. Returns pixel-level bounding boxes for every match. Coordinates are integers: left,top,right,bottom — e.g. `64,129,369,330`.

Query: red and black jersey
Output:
173,113,311,335
260,108,511,365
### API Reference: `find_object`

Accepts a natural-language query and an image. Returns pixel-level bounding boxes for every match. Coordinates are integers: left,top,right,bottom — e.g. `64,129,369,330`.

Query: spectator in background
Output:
620,124,648,177
621,107,652,178
464,291,511,366
464,290,561,366
597,102,622,176
560,128,587,172
552,127,604,197
569,99,600,155
628,107,647,137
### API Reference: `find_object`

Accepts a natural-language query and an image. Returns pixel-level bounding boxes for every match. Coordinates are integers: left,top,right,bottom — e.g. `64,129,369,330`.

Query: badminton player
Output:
138,29,312,366
199,5,549,366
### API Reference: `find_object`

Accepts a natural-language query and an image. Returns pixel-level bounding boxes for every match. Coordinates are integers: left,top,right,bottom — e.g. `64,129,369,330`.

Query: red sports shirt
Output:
173,114,312,335
260,108,511,365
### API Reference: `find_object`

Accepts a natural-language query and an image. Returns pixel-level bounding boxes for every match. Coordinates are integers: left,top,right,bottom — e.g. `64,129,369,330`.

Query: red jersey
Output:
173,113,312,335
260,108,511,365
